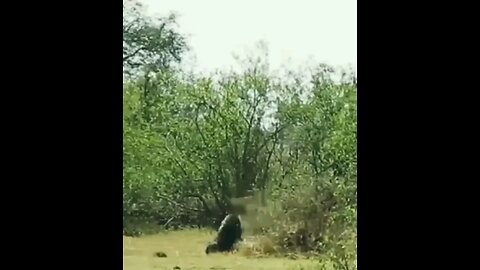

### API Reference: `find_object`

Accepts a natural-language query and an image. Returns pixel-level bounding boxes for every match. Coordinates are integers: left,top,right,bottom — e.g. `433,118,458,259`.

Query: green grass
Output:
123,229,323,270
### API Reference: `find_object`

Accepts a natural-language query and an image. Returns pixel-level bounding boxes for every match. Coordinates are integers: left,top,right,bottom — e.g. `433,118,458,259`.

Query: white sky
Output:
141,0,356,75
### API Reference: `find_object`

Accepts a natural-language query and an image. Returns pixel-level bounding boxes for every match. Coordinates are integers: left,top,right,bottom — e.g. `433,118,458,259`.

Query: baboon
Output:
205,214,243,254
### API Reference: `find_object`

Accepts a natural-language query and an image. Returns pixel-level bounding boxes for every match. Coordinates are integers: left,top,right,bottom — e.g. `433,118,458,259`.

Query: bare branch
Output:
164,145,189,177
163,216,175,227
199,97,242,138
123,46,146,62
185,193,212,214
260,128,280,189
194,109,209,149
241,90,263,172
207,164,226,213
157,194,200,212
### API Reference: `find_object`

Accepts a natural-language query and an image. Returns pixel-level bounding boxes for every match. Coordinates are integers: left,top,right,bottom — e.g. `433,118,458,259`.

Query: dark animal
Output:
205,214,243,254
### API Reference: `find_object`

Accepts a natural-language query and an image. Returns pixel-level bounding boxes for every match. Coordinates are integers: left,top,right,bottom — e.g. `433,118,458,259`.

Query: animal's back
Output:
207,214,243,253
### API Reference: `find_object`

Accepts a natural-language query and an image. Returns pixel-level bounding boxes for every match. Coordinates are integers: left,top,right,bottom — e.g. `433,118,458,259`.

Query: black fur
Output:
205,214,243,254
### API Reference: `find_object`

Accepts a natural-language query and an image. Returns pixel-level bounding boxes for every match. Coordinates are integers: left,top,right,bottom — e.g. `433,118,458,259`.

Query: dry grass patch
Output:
123,229,321,270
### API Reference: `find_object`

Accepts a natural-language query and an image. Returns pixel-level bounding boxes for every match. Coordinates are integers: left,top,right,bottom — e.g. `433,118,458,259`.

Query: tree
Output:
123,0,188,77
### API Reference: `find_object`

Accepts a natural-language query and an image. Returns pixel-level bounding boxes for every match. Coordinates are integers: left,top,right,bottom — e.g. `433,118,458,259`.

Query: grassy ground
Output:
123,229,322,270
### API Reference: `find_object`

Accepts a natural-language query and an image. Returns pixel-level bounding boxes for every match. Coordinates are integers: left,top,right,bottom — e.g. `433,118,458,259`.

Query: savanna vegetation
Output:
123,1,356,269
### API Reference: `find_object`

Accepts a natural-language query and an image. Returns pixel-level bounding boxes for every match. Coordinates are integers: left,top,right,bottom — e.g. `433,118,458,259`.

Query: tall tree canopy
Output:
123,0,188,77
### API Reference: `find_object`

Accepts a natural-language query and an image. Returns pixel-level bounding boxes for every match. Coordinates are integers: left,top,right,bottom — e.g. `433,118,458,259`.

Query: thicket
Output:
123,1,356,269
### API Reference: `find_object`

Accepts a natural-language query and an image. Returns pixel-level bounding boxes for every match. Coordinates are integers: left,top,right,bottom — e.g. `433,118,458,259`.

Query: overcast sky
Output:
141,0,356,75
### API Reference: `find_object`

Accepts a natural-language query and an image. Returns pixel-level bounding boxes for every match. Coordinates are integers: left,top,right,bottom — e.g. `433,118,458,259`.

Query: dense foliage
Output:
123,0,187,77
123,1,356,269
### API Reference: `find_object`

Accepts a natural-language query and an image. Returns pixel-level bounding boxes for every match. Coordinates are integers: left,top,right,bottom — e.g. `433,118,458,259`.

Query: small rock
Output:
154,251,167,258
173,266,181,270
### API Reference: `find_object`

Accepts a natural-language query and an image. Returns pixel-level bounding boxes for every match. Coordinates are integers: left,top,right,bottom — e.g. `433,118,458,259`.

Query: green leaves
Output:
277,65,357,180
122,1,356,258
123,0,187,77
123,43,356,247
